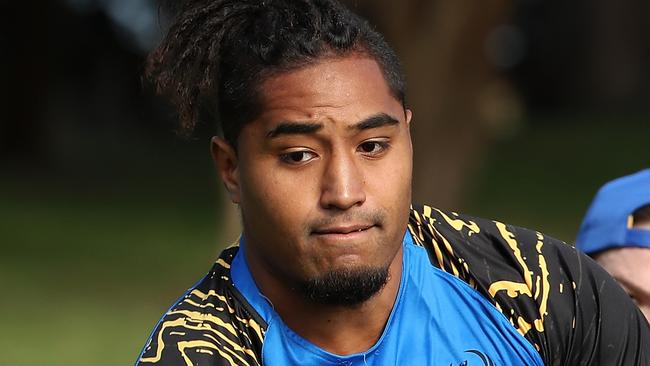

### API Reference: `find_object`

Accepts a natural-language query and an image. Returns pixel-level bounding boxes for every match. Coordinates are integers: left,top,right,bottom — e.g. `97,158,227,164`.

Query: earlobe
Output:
210,136,241,203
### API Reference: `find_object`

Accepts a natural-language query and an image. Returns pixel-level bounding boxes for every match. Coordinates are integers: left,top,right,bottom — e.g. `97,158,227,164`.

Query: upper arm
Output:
540,239,650,365
408,206,650,365
478,222,650,365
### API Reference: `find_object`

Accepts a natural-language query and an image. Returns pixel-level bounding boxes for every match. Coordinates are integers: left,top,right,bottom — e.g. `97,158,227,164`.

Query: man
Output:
576,169,650,322
136,1,649,365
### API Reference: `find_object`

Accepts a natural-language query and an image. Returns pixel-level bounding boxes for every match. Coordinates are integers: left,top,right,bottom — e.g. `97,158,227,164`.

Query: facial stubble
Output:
296,265,391,306
295,210,395,306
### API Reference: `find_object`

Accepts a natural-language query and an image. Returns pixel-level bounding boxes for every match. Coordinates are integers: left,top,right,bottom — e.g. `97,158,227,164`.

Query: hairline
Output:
229,49,406,151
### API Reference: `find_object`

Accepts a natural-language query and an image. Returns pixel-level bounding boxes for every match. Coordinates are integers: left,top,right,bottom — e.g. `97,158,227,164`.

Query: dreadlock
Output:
146,0,405,148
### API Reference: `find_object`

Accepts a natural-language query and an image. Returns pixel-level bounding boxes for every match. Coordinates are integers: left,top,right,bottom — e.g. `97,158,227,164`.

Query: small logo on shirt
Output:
450,350,495,366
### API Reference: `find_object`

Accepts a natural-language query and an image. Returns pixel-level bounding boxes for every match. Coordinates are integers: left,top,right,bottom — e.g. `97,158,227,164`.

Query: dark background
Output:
1,1,648,364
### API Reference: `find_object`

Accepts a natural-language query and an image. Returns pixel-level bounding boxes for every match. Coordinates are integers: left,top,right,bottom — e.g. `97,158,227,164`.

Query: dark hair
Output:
633,204,650,225
146,0,405,148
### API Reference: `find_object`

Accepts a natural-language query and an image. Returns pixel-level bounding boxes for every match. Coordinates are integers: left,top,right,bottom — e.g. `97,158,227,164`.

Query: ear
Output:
404,109,414,151
405,109,413,127
211,136,241,204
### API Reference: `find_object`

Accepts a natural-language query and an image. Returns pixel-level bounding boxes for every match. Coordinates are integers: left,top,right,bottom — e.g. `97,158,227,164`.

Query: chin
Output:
296,264,390,306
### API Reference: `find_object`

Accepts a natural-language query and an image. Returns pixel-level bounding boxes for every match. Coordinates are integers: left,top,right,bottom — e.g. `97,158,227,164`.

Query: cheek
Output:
370,147,412,202
239,161,316,232
363,147,413,239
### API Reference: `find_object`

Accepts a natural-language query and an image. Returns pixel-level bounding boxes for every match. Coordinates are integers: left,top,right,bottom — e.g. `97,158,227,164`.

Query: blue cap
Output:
576,169,650,255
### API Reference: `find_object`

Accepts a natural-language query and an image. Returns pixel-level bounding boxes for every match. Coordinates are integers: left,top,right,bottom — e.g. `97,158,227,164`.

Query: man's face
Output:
222,56,412,302
595,247,650,322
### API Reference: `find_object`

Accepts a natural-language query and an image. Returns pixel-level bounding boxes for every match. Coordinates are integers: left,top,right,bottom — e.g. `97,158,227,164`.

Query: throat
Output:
284,289,397,355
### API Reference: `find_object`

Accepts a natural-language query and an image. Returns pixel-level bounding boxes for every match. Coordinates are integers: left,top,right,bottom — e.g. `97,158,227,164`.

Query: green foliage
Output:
0,178,221,365
465,114,650,243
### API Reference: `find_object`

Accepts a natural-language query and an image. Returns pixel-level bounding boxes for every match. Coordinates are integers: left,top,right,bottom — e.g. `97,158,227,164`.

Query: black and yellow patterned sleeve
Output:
408,204,650,365
136,247,266,366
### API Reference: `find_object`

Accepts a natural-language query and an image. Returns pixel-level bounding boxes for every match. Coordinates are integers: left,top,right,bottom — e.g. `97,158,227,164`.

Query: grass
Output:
0,166,225,366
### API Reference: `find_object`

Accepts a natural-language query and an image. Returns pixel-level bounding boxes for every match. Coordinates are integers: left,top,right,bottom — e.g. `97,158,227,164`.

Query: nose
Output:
319,150,366,211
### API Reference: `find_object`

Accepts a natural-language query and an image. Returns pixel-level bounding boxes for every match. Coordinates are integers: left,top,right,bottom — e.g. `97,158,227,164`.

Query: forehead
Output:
254,56,402,124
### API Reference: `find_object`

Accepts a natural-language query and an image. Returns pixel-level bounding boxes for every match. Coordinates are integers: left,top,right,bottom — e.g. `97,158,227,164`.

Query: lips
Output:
312,224,374,235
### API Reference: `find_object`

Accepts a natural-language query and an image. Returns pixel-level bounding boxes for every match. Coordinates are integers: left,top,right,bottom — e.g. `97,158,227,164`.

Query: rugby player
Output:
136,1,650,364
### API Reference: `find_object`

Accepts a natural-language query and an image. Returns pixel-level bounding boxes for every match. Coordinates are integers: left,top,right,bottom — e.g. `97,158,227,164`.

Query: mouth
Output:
311,224,375,236
309,223,380,260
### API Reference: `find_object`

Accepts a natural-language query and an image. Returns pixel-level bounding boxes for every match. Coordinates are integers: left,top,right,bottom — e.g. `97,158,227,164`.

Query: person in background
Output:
576,168,650,321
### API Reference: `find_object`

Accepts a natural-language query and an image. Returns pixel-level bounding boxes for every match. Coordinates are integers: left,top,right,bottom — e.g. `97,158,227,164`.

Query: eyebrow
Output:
265,112,400,139
266,122,323,138
352,113,400,130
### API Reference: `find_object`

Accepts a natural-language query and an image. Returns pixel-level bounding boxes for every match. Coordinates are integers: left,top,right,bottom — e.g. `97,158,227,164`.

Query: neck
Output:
249,246,403,355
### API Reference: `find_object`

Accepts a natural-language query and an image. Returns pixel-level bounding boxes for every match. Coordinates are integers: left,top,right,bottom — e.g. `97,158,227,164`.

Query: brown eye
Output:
358,140,389,156
289,151,306,162
280,150,317,164
360,142,379,153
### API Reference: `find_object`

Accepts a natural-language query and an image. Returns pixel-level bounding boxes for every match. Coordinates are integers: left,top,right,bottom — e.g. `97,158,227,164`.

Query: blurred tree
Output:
510,0,650,111
589,0,650,106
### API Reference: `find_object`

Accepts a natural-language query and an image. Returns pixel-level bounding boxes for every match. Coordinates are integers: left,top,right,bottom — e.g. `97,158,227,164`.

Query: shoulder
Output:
408,205,576,355
408,204,577,276
407,204,650,364
136,246,266,366
408,204,575,290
